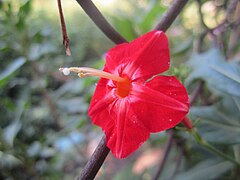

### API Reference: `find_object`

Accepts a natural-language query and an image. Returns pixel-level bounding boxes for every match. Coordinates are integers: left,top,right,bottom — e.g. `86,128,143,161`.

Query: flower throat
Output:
59,67,132,98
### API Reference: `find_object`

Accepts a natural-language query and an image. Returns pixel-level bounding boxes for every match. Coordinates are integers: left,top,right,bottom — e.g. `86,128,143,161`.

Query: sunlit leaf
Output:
112,17,137,41
138,1,167,32
16,0,32,30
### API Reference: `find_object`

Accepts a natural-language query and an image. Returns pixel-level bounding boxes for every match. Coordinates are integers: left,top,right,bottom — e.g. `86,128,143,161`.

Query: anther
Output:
78,72,85,78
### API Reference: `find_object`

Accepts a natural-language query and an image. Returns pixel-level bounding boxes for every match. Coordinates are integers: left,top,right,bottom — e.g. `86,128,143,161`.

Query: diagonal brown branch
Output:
154,0,189,32
77,136,110,180
75,0,127,44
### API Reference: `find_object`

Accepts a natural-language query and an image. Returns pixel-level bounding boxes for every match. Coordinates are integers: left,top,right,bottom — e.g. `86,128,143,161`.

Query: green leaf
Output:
0,57,26,87
114,164,140,180
54,79,85,98
19,0,32,15
57,97,88,114
3,93,28,146
28,43,56,61
233,145,240,161
112,17,137,41
0,151,22,168
186,48,240,97
171,37,192,56
3,121,22,146
138,1,167,32
190,104,240,144
16,0,32,30
175,160,234,180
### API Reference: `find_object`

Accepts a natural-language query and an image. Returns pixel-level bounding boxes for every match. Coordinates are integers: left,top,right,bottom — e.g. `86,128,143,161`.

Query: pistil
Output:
59,67,132,98
59,67,126,83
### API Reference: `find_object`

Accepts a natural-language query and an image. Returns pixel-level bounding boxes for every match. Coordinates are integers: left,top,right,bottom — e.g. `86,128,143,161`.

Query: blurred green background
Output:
1,0,240,179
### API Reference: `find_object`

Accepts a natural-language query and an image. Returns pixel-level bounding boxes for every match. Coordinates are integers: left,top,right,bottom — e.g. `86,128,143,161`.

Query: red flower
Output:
60,30,190,158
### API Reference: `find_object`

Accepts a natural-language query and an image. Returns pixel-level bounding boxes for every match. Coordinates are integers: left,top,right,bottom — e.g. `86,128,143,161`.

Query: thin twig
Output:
196,0,210,31
169,149,183,180
190,129,240,166
152,130,174,180
32,63,63,130
190,81,204,105
226,0,239,20
77,136,110,180
154,0,189,32
196,0,240,52
75,0,127,44
57,0,71,56
194,31,208,53
196,0,219,48
227,0,240,57
42,89,63,130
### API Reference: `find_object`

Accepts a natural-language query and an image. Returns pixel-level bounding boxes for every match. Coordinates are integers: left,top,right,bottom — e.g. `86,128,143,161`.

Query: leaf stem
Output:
189,129,240,166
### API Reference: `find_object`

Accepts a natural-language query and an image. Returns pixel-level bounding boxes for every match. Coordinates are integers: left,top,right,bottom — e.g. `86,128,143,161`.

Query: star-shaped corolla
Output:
60,30,190,158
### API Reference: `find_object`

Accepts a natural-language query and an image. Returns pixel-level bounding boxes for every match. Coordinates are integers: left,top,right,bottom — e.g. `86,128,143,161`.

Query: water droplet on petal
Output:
169,119,173,122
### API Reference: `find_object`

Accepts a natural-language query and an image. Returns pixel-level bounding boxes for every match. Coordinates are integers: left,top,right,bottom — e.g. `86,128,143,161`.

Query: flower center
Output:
116,77,131,98
59,67,132,98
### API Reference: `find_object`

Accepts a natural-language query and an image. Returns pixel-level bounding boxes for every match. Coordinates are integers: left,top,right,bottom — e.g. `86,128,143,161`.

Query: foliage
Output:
1,0,240,179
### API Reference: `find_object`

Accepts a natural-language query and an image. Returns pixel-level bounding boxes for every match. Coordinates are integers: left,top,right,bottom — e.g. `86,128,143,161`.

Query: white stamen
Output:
59,67,126,82
62,68,70,76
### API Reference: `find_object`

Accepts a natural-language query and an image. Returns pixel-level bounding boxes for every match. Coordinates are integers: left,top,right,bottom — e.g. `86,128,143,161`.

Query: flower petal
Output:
88,78,116,128
127,31,170,81
107,98,150,158
129,76,189,132
105,31,170,81
105,43,129,74
88,78,150,159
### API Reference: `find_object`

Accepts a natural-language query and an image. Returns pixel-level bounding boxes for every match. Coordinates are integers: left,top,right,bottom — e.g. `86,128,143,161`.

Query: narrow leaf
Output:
0,57,26,87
